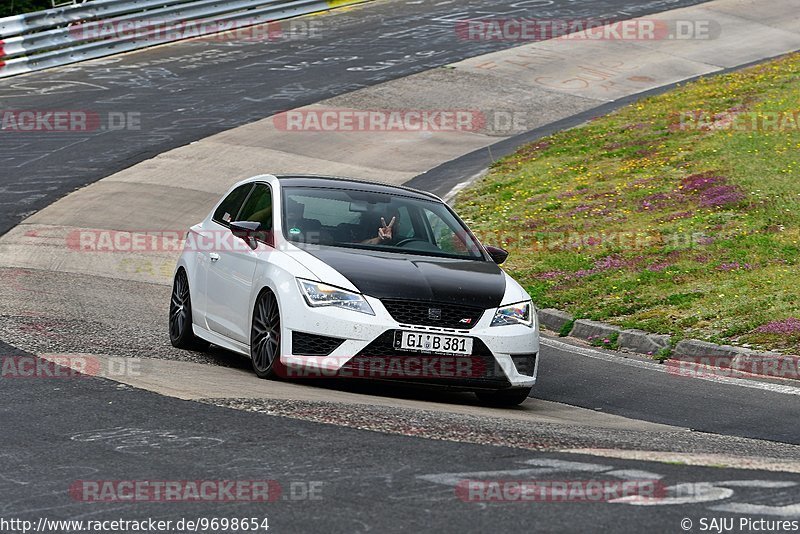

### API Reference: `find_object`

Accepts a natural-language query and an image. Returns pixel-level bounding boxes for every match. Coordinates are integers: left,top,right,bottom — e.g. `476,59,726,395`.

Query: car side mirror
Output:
485,245,509,264
230,221,272,250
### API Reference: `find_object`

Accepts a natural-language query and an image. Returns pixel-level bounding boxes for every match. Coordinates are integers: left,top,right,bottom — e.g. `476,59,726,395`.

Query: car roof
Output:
273,174,441,202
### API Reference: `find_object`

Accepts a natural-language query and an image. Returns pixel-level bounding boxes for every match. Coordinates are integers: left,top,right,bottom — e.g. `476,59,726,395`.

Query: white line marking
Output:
710,503,800,517
717,481,797,488
561,449,800,474
605,469,664,481
443,170,487,204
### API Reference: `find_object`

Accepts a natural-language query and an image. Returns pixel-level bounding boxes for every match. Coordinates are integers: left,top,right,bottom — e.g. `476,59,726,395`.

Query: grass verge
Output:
457,52,800,354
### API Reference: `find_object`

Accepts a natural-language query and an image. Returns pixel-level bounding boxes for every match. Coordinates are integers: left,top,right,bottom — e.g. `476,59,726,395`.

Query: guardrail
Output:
0,0,370,78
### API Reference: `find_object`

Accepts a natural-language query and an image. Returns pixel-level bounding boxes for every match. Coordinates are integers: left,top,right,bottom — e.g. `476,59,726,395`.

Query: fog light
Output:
510,353,537,376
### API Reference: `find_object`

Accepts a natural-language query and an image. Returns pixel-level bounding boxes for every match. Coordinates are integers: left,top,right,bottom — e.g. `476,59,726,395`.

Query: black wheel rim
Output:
169,271,191,340
252,293,280,372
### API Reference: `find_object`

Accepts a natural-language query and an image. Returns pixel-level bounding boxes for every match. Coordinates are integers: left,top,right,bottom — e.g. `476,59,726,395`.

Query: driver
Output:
362,209,400,245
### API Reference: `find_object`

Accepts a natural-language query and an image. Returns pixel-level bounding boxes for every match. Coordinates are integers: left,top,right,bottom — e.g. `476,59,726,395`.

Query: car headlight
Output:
491,300,533,327
297,279,374,315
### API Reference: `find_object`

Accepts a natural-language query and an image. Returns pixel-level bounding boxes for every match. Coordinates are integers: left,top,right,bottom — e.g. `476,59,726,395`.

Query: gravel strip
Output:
203,398,800,460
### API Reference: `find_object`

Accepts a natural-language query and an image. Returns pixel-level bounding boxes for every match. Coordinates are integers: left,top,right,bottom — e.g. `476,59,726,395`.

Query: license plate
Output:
394,331,473,355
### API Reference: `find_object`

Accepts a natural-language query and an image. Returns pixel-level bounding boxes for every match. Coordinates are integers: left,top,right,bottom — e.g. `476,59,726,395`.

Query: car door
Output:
205,183,273,343
193,183,254,326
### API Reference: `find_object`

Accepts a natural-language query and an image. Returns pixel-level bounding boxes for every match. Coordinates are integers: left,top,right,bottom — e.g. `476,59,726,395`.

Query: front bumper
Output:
279,294,539,389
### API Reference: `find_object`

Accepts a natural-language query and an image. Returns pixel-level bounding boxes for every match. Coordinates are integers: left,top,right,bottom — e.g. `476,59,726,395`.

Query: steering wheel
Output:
394,237,427,247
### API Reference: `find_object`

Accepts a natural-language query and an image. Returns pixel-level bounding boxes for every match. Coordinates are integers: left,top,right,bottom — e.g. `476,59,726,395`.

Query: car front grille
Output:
337,331,510,388
291,331,345,356
380,299,486,329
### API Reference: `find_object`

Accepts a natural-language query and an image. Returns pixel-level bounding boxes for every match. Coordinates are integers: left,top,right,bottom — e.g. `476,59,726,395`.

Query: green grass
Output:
588,332,619,350
2,1,53,17
457,52,800,355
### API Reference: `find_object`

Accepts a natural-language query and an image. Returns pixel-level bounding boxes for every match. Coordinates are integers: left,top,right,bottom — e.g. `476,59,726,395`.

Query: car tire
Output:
169,269,209,351
475,387,532,407
251,289,284,379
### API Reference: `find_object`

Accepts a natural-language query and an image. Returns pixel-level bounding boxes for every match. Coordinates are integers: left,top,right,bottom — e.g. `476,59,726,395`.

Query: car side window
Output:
424,208,471,255
236,183,273,230
213,184,253,226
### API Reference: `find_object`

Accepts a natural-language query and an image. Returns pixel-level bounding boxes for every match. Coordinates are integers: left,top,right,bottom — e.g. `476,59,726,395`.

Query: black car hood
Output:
303,246,506,308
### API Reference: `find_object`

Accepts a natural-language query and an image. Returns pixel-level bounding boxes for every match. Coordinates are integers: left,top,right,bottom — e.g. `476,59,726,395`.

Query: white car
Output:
170,175,539,406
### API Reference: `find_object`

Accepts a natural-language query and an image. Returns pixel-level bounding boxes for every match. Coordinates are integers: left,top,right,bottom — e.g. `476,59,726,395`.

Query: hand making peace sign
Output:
378,216,396,241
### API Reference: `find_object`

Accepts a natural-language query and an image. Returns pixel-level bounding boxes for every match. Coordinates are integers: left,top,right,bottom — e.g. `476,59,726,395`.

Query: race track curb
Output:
538,309,800,381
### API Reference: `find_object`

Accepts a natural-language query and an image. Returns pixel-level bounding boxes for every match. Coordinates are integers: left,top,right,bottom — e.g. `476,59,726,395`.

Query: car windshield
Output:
281,186,485,260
